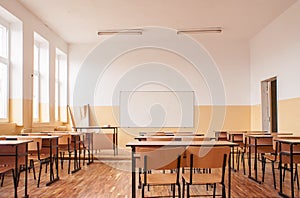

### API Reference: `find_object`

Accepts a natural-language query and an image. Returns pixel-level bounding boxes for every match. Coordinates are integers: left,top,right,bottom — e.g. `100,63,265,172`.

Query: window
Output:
55,49,68,122
33,32,49,122
0,22,9,121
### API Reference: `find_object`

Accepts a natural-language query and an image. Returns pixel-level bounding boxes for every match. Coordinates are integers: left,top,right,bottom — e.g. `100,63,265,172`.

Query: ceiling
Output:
17,0,297,44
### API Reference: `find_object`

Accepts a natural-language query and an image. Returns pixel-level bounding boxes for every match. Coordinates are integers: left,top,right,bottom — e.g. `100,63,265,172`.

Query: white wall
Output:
69,31,251,107
250,1,300,104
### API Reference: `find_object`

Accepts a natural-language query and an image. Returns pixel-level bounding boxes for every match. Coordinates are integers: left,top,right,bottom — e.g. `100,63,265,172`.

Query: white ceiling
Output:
17,0,297,44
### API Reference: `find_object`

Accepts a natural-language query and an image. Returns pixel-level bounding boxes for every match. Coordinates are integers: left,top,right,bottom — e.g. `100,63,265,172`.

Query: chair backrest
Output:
138,147,185,171
186,146,230,169
18,137,42,153
214,131,228,141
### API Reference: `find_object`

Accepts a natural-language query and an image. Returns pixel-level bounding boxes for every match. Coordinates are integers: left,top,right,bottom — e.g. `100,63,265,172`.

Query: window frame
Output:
0,19,9,122
55,48,68,123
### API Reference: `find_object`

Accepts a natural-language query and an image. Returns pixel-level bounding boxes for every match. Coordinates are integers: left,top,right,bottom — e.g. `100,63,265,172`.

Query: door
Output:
261,77,278,132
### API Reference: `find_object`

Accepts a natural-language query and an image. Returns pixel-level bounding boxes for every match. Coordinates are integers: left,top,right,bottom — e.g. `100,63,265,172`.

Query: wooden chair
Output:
56,134,82,174
263,137,300,190
182,146,230,198
214,131,228,141
18,137,51,187
261,139,278,189
137,147,185,198
0,137,15,187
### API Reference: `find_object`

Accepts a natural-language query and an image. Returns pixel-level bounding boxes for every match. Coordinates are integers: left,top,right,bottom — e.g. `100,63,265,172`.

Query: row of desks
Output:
0,131,94,198
126,140,238,198
219,130,300,197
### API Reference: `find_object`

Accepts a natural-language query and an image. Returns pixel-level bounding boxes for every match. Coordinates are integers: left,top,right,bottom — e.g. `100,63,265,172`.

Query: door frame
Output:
261,77,278,132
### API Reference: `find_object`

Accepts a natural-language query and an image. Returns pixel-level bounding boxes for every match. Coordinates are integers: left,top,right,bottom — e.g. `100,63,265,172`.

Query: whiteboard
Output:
120,91,194,127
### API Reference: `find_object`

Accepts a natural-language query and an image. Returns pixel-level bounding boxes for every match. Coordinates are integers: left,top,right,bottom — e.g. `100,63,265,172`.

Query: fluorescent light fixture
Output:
97,29,143,36
177,27,222,34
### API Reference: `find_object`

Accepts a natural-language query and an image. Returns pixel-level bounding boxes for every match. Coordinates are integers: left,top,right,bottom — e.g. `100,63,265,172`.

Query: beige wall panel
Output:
278,97,300,133
251,104,262,130
92,105,251,147
222,105,251,131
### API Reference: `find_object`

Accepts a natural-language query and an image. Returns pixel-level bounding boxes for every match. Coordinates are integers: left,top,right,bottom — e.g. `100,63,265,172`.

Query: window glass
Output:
0,22,8,120
0,63,8,119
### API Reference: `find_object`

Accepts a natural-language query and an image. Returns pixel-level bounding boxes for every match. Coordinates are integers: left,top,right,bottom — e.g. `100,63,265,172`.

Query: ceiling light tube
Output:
177,27,222,34
97,29,143,36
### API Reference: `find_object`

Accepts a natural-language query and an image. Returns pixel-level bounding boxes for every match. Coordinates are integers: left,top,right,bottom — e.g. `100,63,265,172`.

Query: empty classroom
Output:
1,0,300,197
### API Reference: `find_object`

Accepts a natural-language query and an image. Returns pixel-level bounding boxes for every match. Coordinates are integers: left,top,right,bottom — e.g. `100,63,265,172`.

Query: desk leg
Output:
25,144,29,198
291,144,294,198
14,146,18,198
278,143,291,198
248,139,252,178
46,139,60,186
116,128,118,155
279,144,283,195
254,139,258,181
132,147,136,198
228,147,232,198
113,128,116,156
71,136,81,174
87,133,94,165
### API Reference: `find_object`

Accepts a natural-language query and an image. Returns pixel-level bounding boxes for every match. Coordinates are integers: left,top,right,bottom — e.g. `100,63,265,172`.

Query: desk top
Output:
226,131,247,135
2,135,60,139
73,126,118,129
244,134,273,138
275,139,300,144
135,135,208,140
126,140,238,147
0,140,33,145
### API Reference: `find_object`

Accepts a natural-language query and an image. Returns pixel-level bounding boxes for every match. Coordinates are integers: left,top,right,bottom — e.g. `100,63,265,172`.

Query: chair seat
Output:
0,166,13,174
141,173,177,185
28,154,51,161
182,172,222,185
264,154,276,162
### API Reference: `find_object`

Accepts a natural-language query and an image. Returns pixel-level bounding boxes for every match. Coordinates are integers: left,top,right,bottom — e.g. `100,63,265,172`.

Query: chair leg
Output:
262,157,266,182
222,183,226,198
182,179,185,198
283,164,288,182
213,183,216,198
68,152,71,174
242,151,246,175
177,183,181,198
295,164,299,190
60,151,64,169
187,184,190,198
37,162,43,188
30,160,36,180
172,184,175,198
83,149,86,166
237,150,240,171
142,184,145,198
271,161,276,189
1,173,4,187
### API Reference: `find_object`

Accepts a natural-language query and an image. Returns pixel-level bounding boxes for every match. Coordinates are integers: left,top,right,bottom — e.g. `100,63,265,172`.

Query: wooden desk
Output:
41,131,94,165
245,134,274,184
73,126,118,155
226,131,247,171
0,140,32,198
47,132,83,174
135,135,208,141
139,132,204,136
126,140,238,198
214,131,228,141
2,135,60,186
276,138,300,198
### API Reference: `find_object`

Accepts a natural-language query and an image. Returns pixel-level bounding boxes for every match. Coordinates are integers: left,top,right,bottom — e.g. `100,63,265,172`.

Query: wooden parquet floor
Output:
0,157,299,198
